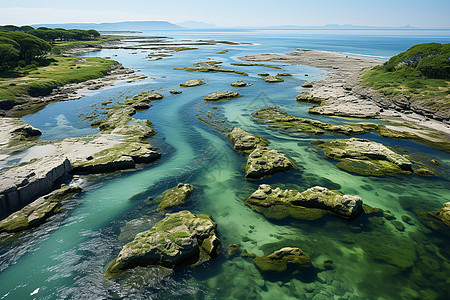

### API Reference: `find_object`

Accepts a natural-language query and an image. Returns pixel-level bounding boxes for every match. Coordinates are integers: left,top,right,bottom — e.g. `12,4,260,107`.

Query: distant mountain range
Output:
177,21,218,29
32,21,183,31
30,21,436,31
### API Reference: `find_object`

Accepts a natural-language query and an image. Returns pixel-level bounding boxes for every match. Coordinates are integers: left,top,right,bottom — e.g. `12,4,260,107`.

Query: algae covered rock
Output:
204,91,243,102
429,202,450,227
316,138,413,176
169,90,182,94
180,79,206,87
0,185,82,233
227,127,268,154
245,147,295,179
154,183,194,211
253,247,310,273
230,80,249,87
246,184,363,220
264,75,284,82
106,210,220,278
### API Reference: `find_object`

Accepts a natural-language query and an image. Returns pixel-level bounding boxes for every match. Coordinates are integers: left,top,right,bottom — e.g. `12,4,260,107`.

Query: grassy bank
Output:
361,67,450,112
361,43,450,115
0,56,118,102
50,35,122,53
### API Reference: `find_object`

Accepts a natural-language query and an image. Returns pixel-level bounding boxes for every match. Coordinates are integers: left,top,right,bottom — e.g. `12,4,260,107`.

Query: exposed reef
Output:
180,79,206,87
106,210,220,278
153,183,194,211
204,91,243,102
245,184,363,220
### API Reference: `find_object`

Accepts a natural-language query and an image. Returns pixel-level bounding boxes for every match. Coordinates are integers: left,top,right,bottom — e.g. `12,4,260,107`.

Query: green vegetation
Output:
0,56,117,102
361,43,450,113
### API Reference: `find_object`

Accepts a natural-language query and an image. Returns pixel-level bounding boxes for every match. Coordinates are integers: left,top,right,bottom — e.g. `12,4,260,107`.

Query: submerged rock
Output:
180,79,206,87
429,202,450,227
204,91,243,102
0,185,82,233
106,210,220,278
246,184,363,220
264,75,284,82
315,138,413,176
253,247,310,273
245,147,295,179
154,183,194,211
227,127,268,154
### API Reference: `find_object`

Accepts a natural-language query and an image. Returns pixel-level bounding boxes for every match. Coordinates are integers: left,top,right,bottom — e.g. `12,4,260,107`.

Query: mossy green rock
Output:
169,90,182,94
155,183,194,211
245,147,295,179
253,107,377,135
179,79,206,87
0,185,82,233
204,91,243,102
264,75,284,82
253,247,310,273
106,210,220,278
245,184,363,220
428,202,450,228
316,138,413,176
227,127,268,154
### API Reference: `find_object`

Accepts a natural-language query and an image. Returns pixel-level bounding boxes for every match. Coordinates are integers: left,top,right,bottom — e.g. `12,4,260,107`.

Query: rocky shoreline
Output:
240,49,450,138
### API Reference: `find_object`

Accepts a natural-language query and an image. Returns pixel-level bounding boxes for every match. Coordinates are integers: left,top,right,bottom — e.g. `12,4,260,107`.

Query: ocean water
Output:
2,29,450,299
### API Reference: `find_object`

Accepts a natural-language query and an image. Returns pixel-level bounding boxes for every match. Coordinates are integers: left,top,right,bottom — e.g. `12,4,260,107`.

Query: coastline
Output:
240,49,450,139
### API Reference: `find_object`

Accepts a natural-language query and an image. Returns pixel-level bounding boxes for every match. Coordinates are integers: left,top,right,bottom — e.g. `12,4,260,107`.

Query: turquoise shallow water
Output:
2,29,450,299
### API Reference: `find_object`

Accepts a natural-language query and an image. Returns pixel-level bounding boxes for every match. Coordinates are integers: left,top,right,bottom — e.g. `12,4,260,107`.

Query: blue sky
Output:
1,0,449,28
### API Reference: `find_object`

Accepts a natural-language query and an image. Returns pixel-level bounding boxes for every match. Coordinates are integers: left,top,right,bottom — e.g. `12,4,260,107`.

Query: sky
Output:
1,0,449,28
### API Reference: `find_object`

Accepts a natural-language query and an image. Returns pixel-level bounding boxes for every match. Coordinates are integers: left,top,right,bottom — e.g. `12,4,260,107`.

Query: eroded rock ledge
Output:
227,127,295,179
106,210,221,278
245,184,363,220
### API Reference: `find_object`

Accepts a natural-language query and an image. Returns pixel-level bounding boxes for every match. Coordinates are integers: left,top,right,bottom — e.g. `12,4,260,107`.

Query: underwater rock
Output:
106,210,220,278
228,244,240,256
315,138,413,176
0,185,82,233
154,183,194,211
246,184,363,220
179,79,206,87
227,127,268,154
230,80,249,87
264,75,284,82
253,247,311,273
245,147,295,179
0,156,71,217
204,91,243,102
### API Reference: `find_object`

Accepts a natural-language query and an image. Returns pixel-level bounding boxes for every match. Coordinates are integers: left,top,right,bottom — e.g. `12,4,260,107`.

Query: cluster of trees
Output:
0,31,51,71
1,25,100,43
0,25,101,72
382,43,450,79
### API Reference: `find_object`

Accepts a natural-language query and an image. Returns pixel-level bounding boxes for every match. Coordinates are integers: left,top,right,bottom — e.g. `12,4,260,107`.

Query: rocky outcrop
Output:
106,210,220,278
204,91,243,102
227,127,268,154
253,247,311,273
227,127,295,179
169,90,182,94
154,183,194,211
245,147,295,179
0,185,82,233
429,202,450,227
264,76,284,82
253,107,378,135
0,118,41,156
246,184,363,220
0,156,71,218
180,79,206,87
71,142,161,174
230,80,250,87
315,138,414,176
